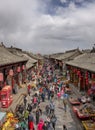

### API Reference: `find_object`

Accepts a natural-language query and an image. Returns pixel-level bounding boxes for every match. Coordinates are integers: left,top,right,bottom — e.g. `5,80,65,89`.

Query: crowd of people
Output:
14,59,68,130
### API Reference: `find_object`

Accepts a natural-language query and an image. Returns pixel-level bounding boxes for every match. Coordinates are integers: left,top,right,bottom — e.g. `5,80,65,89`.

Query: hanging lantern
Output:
79,76,81,80
77,70,80,76
86,79,89,85
9,69,14,76
0,73,3,81
17,66,21,72
92,74,95,79
79,75,83,80
75,69,77,73
22,65,25,70
73,69,77,73
86,71,88,76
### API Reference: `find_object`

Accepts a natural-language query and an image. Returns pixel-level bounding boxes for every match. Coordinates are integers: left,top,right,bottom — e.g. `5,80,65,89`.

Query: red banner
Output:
0,73,3,81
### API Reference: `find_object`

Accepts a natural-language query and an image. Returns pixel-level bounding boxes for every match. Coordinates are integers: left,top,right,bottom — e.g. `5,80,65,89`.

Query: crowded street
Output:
0,58,86,130
1,0,95,129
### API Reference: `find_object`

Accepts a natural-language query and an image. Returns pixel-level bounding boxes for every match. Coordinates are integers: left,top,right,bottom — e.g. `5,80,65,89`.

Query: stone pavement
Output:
32,96,84,130
53,98,84,130
0,83,85,130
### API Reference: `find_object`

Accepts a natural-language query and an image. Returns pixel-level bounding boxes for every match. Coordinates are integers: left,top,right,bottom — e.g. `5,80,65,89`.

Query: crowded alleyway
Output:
1,58,84,130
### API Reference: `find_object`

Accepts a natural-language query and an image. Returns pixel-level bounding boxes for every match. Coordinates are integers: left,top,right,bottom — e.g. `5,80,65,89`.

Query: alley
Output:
0,58,88,130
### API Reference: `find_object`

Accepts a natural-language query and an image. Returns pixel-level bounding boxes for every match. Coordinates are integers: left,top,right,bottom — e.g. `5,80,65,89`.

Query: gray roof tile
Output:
66,53,95,72
0,46,27,66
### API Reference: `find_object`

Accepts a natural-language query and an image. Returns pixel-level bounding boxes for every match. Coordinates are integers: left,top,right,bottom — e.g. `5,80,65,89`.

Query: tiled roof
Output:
0,45,27,66
66,53,95,72
50,49,82,61
8,47,37,69
22,53,37,69
27,52,43,60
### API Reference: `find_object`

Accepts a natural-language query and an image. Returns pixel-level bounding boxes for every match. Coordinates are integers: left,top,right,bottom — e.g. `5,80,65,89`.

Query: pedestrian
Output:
23,95,27,108
28,112,34,130
33,96,37,108
41,92,45,102
46,115,51,126
28,84,31,95
57,91,61,106
63,125,67,130
51,114,57,130
27,103,32,112
24,109,29,121
47,88,51,100
38,105,42,115
36,108,40,125
20,119,28,130
63,99,67,112
42,121,48,130
37,119,44,130
28,121,35,130
49,101,55,114
45,105,50,115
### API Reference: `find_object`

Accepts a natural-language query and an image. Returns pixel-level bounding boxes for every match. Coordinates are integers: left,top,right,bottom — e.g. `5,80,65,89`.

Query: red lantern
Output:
9,69,14,76
0,73,3,81
86,79,88,85
22,65,25,70
86,72,88,76
77,70,80,76
79,76,82,80
17,66,21,72
92,74,95,79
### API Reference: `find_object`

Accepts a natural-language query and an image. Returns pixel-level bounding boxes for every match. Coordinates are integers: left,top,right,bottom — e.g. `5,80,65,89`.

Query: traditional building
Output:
8,47,38,82
0,44,28,93
66,49,95,92
50,48,82,74
28,52,43,66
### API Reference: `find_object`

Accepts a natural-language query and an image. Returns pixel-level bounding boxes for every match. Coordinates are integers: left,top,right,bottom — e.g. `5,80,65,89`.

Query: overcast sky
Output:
0,0,95,54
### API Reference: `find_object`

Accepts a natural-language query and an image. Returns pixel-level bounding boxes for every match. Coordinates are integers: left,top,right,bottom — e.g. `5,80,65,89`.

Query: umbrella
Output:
63,93,68,98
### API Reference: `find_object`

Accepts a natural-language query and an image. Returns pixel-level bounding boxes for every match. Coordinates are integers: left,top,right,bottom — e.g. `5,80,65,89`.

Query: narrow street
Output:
1,59,86,130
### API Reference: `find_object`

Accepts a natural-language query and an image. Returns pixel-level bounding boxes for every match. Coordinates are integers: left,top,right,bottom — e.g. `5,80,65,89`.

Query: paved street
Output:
36,94,84,130
0,84,85,130
0,70,85,130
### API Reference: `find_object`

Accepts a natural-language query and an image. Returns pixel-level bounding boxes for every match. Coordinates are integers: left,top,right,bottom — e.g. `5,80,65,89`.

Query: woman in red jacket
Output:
28,121,35,130
37,119,44,130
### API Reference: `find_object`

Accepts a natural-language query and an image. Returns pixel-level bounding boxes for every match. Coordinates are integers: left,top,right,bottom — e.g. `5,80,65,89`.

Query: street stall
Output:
73,105,81,113
73,103,95,120
0,85,13,108
82,120,95,130
69,97,81,105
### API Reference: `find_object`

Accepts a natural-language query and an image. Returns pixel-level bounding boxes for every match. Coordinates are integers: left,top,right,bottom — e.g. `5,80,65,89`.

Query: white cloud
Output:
60,0,67,3
0,0,95,54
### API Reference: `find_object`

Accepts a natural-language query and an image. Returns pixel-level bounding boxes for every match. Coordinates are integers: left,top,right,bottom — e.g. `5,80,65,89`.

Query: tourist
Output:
51,114,57,130
37,119,44,130
28,112,34,130
35,108,40,125
63,99,67,112
63,124,67,130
